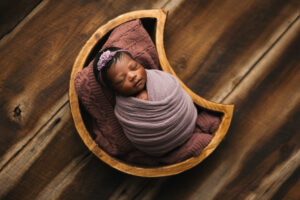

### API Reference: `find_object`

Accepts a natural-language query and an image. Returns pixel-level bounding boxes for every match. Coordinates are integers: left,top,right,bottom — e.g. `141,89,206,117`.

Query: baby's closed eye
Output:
115,76,125,85
130,63,139,70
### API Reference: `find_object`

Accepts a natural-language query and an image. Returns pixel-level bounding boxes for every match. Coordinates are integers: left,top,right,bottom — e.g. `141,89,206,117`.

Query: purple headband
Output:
97,49,127,71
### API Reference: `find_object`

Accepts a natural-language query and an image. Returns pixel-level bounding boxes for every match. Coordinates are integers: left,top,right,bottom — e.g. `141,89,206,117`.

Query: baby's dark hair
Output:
93,47,133,89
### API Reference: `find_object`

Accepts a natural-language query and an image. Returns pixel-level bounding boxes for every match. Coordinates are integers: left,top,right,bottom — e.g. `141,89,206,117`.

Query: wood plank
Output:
278,172,300,200
37,154,126,200
145,15,300,200
0,103,85,198
108,177,167,200
163,0,300,102
0,102,127,199
0,0,41,38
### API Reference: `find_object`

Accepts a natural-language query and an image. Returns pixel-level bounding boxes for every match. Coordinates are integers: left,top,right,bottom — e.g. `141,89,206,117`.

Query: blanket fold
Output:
114,69,198,156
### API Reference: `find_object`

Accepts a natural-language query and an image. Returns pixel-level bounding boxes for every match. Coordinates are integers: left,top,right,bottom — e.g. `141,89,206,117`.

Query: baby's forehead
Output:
120,52,134,63
113,53,135,69
108,55,130,76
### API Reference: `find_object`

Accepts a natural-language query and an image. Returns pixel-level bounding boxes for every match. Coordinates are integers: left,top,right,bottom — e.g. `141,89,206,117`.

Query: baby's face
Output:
107,53,147,96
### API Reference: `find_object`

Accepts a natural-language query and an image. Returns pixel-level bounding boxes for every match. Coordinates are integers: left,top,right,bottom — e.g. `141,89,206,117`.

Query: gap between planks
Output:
35,152,92,200
0,0,184,48
220,13,300,103
0,96,82,197
0,0,49,48
0,94,69,172
245,150,300,200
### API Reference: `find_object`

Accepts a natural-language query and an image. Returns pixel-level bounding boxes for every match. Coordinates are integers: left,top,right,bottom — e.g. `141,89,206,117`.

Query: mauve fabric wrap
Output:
115,69,197,156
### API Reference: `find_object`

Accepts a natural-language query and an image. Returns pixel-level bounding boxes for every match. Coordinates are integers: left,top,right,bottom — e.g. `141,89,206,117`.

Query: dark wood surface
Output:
0,0,299,199
0,0,42,39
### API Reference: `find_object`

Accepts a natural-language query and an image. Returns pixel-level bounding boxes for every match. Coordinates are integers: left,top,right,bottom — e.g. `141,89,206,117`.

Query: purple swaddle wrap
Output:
114,69,198,156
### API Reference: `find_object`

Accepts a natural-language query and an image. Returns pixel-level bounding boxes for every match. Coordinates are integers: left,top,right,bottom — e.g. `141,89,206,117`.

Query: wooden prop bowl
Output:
69,9,234,177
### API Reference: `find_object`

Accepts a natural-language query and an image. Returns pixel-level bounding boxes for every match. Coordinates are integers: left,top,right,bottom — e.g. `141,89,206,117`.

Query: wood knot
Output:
13,105,22,117
177,55,187,71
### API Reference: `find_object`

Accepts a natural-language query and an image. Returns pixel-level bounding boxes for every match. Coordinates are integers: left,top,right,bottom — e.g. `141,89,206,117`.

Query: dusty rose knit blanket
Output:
114,69,197,156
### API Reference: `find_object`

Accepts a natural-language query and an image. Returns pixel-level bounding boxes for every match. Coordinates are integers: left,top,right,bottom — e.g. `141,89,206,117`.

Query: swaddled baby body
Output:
93,47,197,156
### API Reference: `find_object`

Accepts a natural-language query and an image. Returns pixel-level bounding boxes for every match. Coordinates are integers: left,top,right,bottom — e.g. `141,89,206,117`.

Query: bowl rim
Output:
69,9,234,177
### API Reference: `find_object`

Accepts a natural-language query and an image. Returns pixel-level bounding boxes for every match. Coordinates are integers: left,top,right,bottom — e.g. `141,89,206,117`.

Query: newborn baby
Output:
93,47,198,156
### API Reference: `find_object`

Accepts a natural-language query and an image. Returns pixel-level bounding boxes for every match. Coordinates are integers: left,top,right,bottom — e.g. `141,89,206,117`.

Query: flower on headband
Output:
97,50,117,71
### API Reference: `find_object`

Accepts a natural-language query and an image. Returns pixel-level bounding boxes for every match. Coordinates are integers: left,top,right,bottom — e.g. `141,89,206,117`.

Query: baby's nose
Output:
128,72,136,81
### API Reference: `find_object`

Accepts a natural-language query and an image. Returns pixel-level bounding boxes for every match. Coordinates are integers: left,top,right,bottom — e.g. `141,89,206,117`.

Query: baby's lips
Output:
134,78,142,87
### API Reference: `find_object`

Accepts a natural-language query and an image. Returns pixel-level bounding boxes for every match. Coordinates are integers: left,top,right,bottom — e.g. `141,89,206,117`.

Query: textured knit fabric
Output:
101,19,160,70
115,69,197,156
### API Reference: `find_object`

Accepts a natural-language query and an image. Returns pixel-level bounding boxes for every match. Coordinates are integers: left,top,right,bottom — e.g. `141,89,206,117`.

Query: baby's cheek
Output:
119,85,134,96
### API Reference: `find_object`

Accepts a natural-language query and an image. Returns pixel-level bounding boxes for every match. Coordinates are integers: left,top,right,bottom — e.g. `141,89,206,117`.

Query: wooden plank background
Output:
0,0,299,199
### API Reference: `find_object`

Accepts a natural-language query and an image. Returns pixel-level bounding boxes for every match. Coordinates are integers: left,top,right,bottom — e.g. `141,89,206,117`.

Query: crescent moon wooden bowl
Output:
69,9,234,177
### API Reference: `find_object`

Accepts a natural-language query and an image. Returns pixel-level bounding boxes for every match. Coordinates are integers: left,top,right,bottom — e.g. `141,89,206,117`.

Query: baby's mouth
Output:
134,78,142,87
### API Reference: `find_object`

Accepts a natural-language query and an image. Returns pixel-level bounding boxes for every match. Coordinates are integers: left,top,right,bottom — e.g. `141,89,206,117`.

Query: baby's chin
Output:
134,87,145,96
118,88,144,97
118,80,147,97
133,84,146,97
